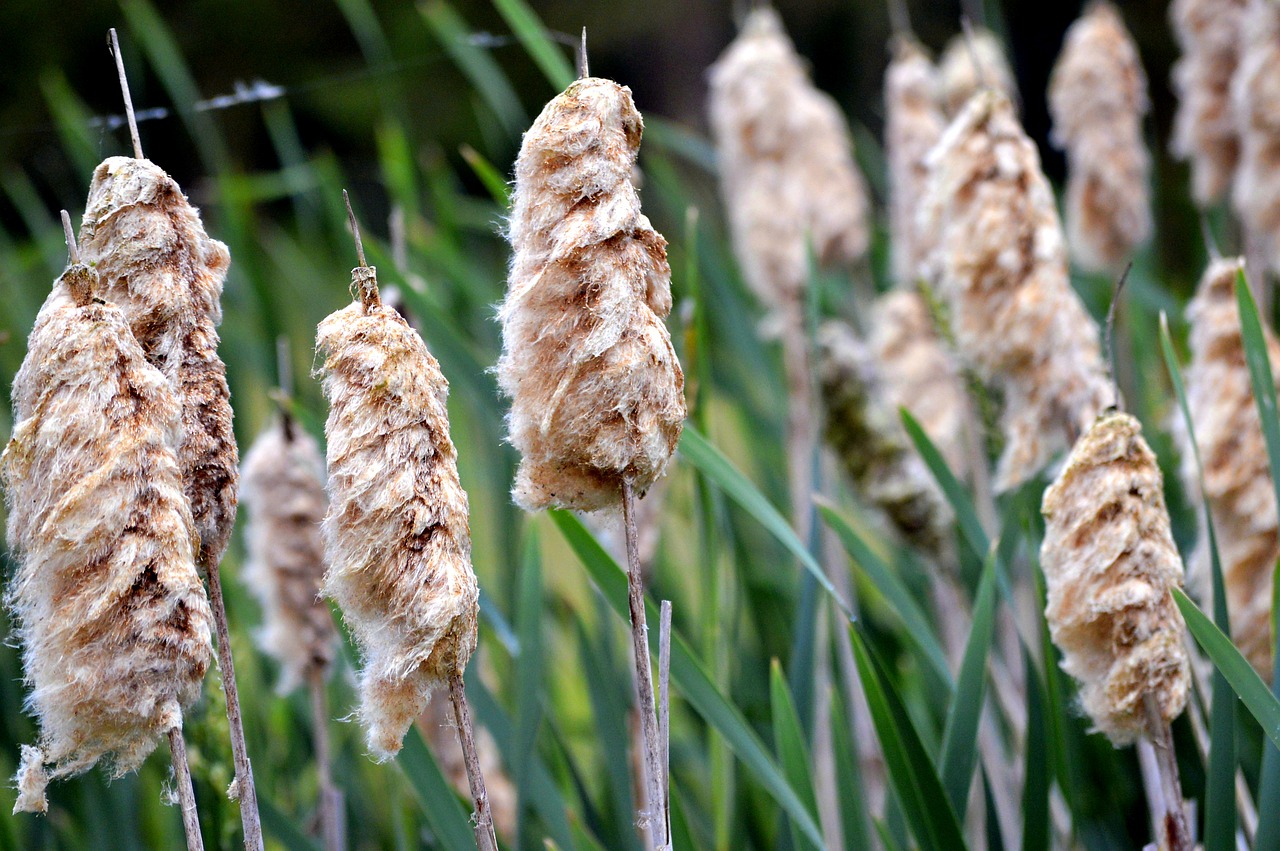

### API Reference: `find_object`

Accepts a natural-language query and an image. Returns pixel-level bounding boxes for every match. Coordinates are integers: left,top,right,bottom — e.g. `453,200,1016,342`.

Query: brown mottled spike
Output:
1232,0,1280,275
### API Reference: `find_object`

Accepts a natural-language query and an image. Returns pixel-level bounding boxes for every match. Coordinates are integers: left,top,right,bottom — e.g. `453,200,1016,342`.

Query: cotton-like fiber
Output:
885,39,946,286
240,419,336,694
1048,2,1152,272
1232,0,1280,274
3,263,212,812
317,273,478,758
497,76,686,512
920,91,1111,490
1041,411,1190,744
76,156,238,565
708,7,870,312
937,27,1018,117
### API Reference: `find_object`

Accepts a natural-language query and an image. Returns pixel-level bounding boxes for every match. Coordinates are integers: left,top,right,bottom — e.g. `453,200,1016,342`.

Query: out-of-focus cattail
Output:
1170,0,1245,205
318,251,479,759
3,260,212,813
1048,2,1152,273
1232,0,1280,275
1175,257,1280,676
76,156,238,566
937,27,1018,117
421,693,517,842
708,6,870,314
1041,411,1190,743
817,320,952,554
921,91,1111,490
497,76,686,512
885,39,947,286
239,419,336,694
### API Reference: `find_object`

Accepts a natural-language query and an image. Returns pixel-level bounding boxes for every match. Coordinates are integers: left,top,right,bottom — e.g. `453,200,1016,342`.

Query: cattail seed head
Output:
1041,411,1190,744
1170,0,1246,205
76,156,239,566
1232,0,1280,274
1175,257,1280,676
239,418,337,694
708,7,870,312
3,263,213,812
498,76,686,512
318,265,479,758
1048,2,1152,273
921,91,1111,490
937,27,1019,118
885,39,947,286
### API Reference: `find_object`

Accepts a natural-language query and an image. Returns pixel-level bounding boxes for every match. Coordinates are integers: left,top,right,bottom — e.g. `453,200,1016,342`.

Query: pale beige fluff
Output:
869,291,970,479
817,321,952,554
1170,0,1246,205
1175,257,1280,676
3,263,212,812
938,28,1018,117
498,76,686,512
885,39,947,286
1041,411,1190,744
75,156,238,565
708,7,870,311
1232,0,1280,274
422,692,517,841
920,91,1111,490
240,419,337,694
318,275,479,758
1048,2,1152,272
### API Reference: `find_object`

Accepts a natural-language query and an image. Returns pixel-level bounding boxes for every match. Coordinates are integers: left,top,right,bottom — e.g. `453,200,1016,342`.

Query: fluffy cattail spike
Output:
318,226,479,758
497,75,686,512
1048,2,1152,273
1231,0,1280,275
1040,411,1190,744
3,263,213,812
937,26,1018,117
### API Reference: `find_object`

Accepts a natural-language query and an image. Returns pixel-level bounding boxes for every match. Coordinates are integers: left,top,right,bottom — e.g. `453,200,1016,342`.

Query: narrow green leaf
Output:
489,0,576,91
1021,651,1049,851
422,0,528,138
459,144,512,209
769,660,821,851
831,679,873,851
513,528,545,790
396,725,477,851
900,408,989,557
258,793,322,851
551,510,827,847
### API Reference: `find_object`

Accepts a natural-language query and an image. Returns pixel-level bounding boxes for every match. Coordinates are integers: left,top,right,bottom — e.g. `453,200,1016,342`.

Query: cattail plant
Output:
1048,2,1152,273
318,195,493,849
1041,410,1192,850
421,692,518,842
2,219,212,850
1170,0,1245,206
1175,256,1280,677
497,58,684,848
920,90,1111,491
937,27,1018,117
1231,0,1280,275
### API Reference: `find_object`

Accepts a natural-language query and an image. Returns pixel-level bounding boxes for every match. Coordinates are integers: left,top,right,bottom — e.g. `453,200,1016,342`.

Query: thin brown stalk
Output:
448,674,498,851
1143,694,1192,851
168,728,204,851
107,29,142,159
623,480,668,850
309,672,344,851
658,601,673,851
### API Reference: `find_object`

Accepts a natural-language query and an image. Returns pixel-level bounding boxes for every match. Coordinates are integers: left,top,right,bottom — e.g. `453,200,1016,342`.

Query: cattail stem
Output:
1141,694,1192,851
658,601,673,851
168,728,204,851
107,29,143,160
623,480,670,850
448,673,498,851
309,672,345,851
203,550,264,851
781,306,816,547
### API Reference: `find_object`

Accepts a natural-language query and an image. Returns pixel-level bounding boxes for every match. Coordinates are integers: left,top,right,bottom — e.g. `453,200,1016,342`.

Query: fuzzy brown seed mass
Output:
1048,2,1152,272
240,419,337,694
318,287,479,758
74,156,238,566
498,76,686,512
1232,0,1280,275
3,264,212,813
921,91,1111,491
937,28,1019,118
1175,257,1280,677
1041,411,1190,744
708,7,870,312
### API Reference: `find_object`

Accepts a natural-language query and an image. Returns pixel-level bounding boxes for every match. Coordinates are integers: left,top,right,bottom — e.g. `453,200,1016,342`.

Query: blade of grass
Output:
900,408,989,558
422,0,527,138
1021,649,1049,851
831,681,872,851
513,528,545,791
489,0,575,91
458,144,512,209
769,660,822,851
396,725,478,851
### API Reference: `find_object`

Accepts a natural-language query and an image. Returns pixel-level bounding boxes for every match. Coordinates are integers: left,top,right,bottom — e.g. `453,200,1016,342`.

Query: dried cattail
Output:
1040,411,1190,744
1232,0,1280,274
817,320,952,554
1175,256,1280,676
497,76,686,512
239,418,337,694
937,27,1018,117
885,39,947,286
317,262,479,758
421,693,517,841
708,7,870,313
1170,0,1245,205
3,261,212,812
76,156,238,565
920,91,1111,490
1048,2,1152,273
